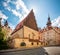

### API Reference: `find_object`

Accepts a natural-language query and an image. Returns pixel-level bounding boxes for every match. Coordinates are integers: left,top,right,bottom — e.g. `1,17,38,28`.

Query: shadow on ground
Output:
37,47,49,55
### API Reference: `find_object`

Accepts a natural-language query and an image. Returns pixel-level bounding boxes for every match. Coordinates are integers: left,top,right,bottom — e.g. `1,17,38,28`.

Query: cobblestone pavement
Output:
0,47,60,55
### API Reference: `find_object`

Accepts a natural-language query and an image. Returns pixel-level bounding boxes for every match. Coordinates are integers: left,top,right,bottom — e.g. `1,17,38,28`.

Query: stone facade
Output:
39,27,60,46
9,26,41,48
39,16,60,46
8,10,60,48
9,10,41,48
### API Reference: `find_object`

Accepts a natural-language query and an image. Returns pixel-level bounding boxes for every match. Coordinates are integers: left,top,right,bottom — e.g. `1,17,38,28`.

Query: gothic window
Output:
31,42,34,45
32,32,35,39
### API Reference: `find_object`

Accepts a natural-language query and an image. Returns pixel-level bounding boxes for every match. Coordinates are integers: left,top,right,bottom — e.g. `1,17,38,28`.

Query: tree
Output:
0,27,4,40
0,27,9,50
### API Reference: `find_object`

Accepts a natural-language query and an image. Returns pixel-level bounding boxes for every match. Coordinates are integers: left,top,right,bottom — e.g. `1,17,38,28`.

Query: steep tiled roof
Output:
39,26,60,34
11,9,38,35
11,17,26,35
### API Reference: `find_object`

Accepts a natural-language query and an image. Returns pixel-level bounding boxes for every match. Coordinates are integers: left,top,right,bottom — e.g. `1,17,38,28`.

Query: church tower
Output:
46,15,51,28
4,20,8,27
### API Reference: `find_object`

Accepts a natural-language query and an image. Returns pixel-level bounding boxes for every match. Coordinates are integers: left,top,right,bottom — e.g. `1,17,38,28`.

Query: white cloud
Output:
0,10,8,19
20,13,28,22
0,10,8,26
3,2,11,11
3,1,22,18
12,9,22,18
15,0,29,13
3,2,8,7
2,0,30,29
3,0,29,21
12,0,30,22
3,1,22,21
6,0,11,3
52,16,60,27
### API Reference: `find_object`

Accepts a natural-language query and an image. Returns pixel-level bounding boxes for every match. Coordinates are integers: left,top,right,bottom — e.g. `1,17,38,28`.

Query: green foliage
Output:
0,27,9,50
0,40,9,50
0,27,2,31
0,32,4,40
0,27,4,40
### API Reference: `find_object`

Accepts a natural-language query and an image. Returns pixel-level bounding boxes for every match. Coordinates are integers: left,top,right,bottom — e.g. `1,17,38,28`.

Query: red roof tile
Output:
11,9,34,35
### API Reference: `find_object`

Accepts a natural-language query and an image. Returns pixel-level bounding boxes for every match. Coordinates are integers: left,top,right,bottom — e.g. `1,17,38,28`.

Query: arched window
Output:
20,42,26,46
31,42,34,45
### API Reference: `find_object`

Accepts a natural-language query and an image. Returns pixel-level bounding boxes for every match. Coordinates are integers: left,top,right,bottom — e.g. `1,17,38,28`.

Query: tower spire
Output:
46,15,51,27
4,20,8,27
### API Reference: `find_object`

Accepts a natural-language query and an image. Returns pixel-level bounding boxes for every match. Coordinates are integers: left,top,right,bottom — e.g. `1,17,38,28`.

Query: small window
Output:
37,42,39,45
31,42,34,45
41,42,43,45
32,32,35,36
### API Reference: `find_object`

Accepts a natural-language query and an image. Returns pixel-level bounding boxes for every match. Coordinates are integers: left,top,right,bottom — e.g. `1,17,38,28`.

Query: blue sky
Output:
0,0,60,29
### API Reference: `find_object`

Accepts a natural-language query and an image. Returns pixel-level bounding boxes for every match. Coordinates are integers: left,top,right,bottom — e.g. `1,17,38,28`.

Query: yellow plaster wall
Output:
10,26,41,48
11,28,23,38
13,38,41,48
24,26,39,40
